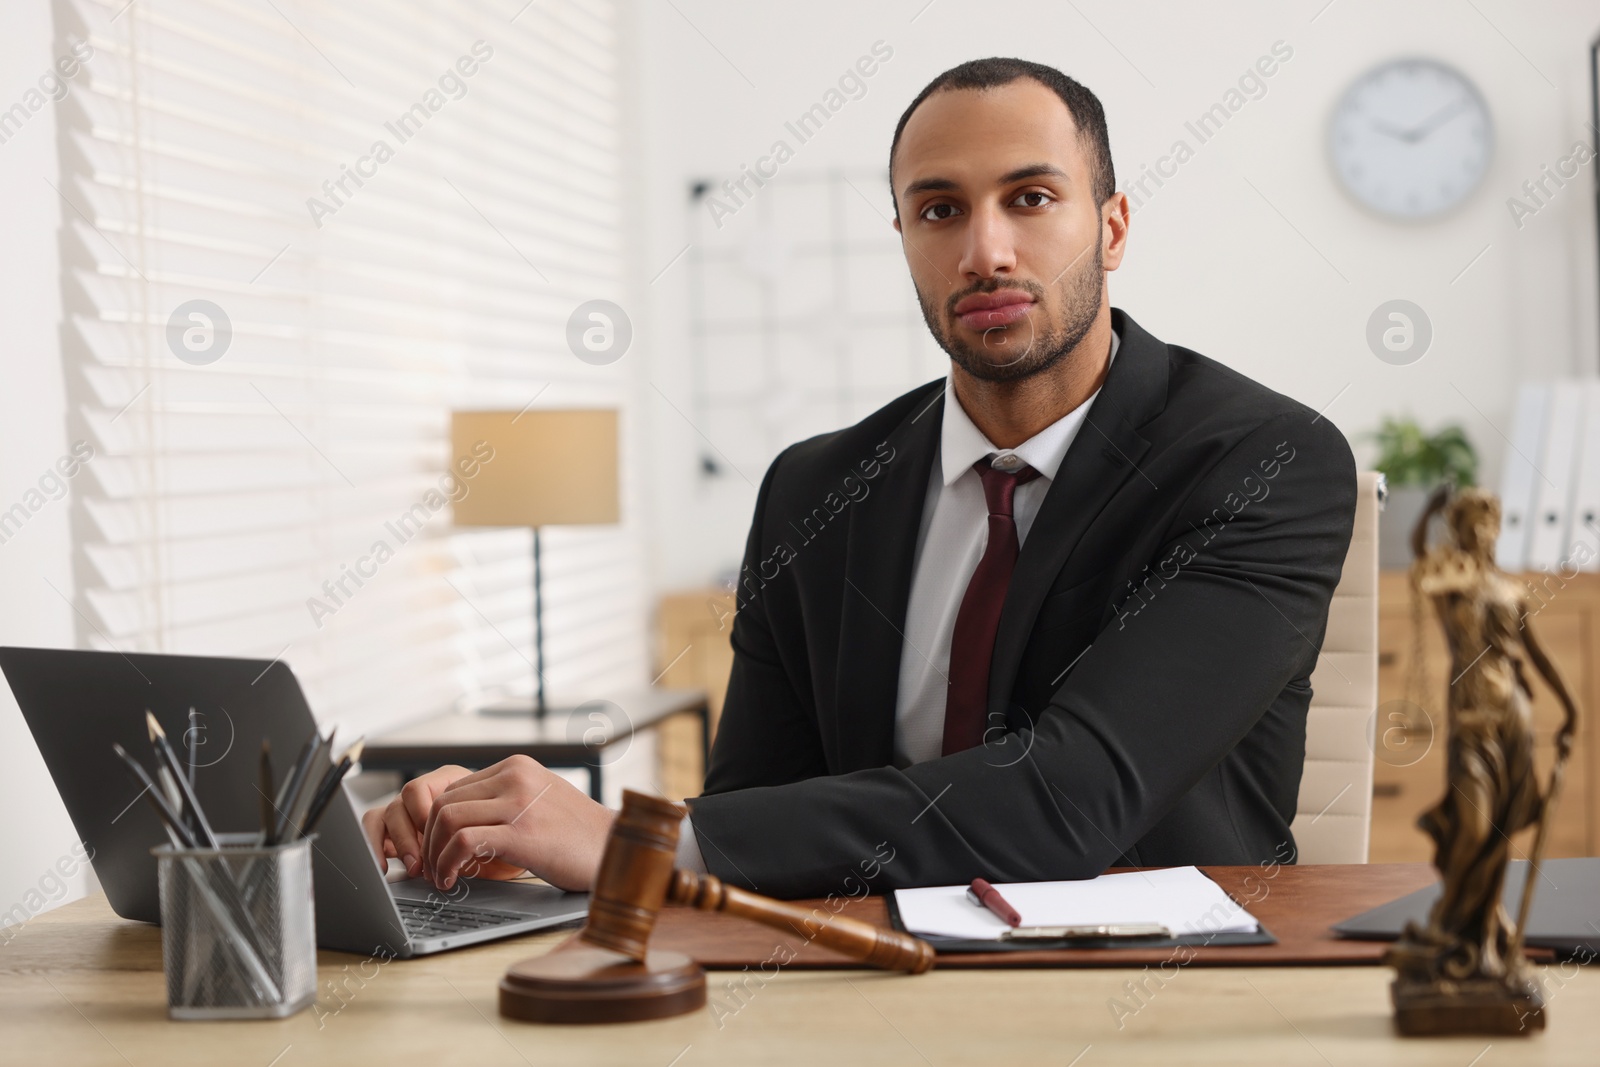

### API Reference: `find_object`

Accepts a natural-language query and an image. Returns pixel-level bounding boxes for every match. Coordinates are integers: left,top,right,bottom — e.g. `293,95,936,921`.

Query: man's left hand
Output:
419,754,617,893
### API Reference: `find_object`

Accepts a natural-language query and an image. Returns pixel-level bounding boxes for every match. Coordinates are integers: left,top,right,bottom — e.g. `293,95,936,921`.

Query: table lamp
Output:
450,409,620,718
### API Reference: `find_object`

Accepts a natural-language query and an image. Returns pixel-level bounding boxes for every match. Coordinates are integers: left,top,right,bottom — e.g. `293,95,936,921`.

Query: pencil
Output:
147,711,217,849
156,764,184,826
258,738,275,846
272,726,327,842
272,727,319,812
296,739,363,840
185,706,199,787
281,726,335,841
112,743,196,849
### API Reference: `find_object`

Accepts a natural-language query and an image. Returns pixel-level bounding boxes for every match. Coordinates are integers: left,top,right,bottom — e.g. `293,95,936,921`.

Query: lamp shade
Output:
450,409,620,528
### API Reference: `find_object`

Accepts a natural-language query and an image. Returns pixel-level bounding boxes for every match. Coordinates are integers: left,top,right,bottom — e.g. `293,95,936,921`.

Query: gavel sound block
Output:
499,789,934,1024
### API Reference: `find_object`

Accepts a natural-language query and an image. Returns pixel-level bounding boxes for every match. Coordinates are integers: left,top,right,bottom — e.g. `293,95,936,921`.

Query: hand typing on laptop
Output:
361,755,617,893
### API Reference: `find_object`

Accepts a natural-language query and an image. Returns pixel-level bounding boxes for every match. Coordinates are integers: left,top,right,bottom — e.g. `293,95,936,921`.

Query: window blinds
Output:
54,0,646,739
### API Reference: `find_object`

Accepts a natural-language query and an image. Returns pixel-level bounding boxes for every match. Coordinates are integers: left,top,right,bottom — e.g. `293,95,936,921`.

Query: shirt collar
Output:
938,325,1120,487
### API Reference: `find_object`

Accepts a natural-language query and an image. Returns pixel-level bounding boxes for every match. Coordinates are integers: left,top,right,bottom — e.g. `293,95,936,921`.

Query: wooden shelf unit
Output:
652,589,737,801
1371,569,1596,863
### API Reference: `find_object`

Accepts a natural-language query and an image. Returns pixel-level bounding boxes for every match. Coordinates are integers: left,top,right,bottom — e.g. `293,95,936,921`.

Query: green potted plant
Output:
1369,417,1479,568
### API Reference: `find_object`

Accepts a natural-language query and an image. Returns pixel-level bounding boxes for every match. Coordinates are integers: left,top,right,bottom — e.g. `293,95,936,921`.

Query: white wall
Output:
4,0,1598,920
628,0,1600,593
0,1,98,927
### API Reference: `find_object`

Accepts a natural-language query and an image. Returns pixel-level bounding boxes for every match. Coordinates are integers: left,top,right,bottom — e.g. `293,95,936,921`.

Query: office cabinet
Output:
1370,570,1594,862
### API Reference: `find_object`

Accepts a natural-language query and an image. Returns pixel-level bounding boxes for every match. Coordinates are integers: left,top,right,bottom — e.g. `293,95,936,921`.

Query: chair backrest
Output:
1289,471,1381,863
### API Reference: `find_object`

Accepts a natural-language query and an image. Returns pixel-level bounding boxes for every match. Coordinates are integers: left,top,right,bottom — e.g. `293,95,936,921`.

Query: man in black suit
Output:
364,58,1356,900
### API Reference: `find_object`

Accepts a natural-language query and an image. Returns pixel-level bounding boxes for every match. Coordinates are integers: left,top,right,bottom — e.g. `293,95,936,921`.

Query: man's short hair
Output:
888,57,1115,218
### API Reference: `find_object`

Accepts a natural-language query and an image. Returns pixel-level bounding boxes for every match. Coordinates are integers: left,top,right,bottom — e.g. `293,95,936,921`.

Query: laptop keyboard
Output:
397,900,534,939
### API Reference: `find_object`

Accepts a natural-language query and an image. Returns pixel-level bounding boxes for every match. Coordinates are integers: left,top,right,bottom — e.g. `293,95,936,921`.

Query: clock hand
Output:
1401,97,1471,143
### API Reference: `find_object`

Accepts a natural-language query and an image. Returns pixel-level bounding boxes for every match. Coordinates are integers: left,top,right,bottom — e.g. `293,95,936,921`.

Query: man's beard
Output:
915,239,1104,383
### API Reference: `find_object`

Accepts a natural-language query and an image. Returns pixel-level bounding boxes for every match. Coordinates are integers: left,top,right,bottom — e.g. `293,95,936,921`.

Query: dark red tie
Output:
942,457,1041,755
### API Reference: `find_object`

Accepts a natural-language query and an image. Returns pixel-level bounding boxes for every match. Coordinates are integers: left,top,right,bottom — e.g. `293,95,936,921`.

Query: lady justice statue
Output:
1386,486,1579,1035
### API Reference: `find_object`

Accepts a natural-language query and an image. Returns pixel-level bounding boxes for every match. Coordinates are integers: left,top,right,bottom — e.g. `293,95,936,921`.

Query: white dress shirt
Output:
677,327,1120,869
892,327,1119,766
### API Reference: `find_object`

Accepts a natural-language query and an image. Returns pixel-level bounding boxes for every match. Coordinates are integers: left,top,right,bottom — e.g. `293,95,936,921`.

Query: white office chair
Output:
1289,471,1382,863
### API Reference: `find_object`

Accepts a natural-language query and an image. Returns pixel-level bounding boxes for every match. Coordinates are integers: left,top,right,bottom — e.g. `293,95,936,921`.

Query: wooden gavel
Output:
583,789,934,974
500,789,933,1023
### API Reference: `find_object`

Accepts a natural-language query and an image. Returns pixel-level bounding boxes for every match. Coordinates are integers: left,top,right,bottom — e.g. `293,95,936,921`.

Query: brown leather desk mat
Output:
640,863,1550,969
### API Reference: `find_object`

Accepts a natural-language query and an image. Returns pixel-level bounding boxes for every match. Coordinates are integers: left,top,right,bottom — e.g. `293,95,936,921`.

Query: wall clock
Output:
1329,57,1493,220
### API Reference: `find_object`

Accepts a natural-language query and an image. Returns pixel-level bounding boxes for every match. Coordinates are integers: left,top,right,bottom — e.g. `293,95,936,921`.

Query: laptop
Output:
1333,857,1600,959
0,646,589,957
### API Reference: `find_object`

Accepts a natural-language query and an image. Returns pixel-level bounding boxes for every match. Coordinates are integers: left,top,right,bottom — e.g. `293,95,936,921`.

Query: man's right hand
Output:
360,764,525,881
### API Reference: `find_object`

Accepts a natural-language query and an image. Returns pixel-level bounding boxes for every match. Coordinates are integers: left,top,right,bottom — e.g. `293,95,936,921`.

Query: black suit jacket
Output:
686,308,1357,898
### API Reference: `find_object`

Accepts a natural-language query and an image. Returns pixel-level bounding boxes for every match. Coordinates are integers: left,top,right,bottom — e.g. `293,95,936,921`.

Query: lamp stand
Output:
533,526,547,719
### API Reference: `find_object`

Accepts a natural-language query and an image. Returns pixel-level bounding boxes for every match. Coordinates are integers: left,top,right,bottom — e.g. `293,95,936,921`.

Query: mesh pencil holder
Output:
152,832,318,1020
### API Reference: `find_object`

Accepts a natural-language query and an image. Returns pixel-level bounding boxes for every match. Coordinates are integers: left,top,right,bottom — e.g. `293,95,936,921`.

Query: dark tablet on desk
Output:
1333,857,1600,959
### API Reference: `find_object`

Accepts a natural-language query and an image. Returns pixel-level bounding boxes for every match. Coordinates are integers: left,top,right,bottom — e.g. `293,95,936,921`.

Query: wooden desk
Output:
9,881,1598,1065
362,688,710,801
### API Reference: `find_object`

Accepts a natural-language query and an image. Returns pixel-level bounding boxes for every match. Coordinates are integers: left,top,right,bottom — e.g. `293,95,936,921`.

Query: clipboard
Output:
884,892,1278,953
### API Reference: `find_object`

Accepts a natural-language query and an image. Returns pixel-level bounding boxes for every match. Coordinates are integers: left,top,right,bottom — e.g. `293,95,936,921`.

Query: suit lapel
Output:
986,309,1170,717
832,383,944,771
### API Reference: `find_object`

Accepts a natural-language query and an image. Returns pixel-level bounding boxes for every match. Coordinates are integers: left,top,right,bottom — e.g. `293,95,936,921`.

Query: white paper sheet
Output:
892,866,1260,940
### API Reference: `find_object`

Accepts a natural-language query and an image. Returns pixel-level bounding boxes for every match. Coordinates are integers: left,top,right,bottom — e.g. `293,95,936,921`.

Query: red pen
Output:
967,877,1021,927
